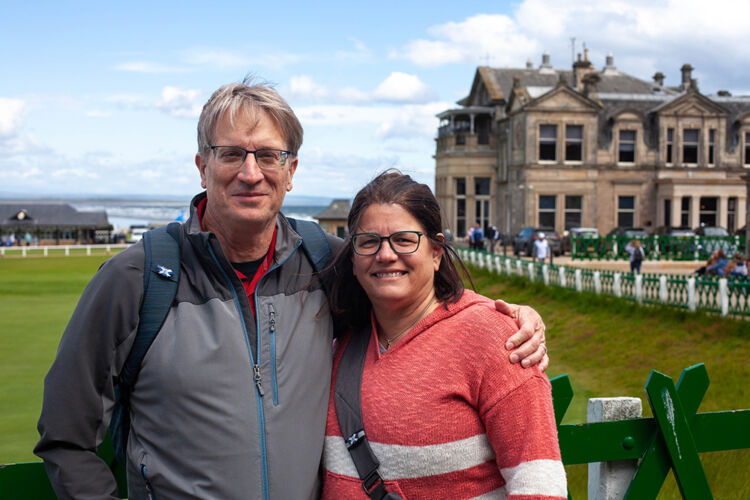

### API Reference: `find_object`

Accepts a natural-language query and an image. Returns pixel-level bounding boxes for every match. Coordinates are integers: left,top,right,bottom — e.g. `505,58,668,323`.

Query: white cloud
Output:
372,72,436,103
391,2,750,92
335,36,373,62
114,61,187,73
156,86,204,119
287,73,435,104
393,14,538,67
0,98,26,137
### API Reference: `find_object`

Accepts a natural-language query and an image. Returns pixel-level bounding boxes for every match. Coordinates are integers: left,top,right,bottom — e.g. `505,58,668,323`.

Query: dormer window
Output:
565,125,583,162
618,130,636,163
539,125,557,161
12,210,29,221
683,129,699,165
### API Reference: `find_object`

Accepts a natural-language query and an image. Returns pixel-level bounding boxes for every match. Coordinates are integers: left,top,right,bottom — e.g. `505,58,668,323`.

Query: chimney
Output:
513,75,521,89
583,73,601,101
681,64,693,91
573,50,594,92
653,72,665,87
605,52,615,69
541,52,552,68
526,59,533,69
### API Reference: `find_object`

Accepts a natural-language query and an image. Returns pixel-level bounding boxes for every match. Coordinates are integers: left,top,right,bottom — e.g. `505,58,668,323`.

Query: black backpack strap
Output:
288,217,334,272
334,325,403,500
109,222,181,463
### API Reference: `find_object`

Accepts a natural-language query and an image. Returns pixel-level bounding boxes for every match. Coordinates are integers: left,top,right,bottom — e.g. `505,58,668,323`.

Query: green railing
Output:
1,365,746,499
571,235,745,261
462,249,750,316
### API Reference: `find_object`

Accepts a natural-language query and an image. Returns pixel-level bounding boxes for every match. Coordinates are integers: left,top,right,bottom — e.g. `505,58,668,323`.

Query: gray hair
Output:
197,77,303,155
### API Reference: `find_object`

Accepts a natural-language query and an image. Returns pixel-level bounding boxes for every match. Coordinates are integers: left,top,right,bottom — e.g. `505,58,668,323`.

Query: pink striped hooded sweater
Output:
322,290,567,500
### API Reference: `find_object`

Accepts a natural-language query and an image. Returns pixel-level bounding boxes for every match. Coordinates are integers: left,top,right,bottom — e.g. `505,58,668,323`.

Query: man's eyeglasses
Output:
351,231,424,256
209,145,292,170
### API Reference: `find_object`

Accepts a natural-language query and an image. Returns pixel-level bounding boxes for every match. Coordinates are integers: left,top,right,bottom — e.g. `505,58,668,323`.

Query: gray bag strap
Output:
333,325,404,500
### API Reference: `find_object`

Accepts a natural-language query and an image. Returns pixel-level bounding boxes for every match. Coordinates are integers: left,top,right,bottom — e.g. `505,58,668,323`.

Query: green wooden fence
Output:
462,248,750,316
571,235,744,261
0,365,746,499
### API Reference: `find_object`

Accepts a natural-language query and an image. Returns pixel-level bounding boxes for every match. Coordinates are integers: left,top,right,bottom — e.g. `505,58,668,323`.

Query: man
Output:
534,232,549,263
470,221,484,250
35,79,547,499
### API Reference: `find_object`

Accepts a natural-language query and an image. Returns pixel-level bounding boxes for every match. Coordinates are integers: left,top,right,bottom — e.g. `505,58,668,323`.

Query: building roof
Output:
0,202,110,228
314,199,351,220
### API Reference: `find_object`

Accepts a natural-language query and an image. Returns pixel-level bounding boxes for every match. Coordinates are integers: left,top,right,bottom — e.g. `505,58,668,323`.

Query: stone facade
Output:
435,52,750,239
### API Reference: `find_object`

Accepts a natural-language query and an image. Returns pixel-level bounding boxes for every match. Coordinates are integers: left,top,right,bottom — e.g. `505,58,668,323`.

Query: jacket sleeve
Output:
34,246,145,499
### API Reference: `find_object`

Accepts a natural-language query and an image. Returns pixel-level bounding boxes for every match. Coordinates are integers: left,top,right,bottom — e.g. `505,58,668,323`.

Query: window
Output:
475,177,491,231
666,128,674,164
455,134,466,146
619,130,636,163
664,199,672,227
699,197,717,226
456,178,466,237
681,198,691,227
564,196,582,229
708,129,715,165
617,196,635,227
745,132,750,166
728,197,737,233
538,195,556,228
683,129,699,164
565,125,583,162
474,177,490,195
539,125,557,161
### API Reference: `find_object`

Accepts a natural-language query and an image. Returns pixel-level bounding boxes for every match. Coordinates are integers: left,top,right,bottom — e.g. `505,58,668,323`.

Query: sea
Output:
69,200,327,232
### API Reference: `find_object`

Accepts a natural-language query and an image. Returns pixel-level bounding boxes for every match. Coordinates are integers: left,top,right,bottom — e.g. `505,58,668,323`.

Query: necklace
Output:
381,297,437,350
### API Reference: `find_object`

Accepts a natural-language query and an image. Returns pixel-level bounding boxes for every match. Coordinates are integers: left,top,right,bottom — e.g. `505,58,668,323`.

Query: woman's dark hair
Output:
327,169,473,331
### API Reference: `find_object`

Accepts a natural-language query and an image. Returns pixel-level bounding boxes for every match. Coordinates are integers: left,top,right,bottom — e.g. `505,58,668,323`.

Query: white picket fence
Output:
0,244,129,257
458,248,743,317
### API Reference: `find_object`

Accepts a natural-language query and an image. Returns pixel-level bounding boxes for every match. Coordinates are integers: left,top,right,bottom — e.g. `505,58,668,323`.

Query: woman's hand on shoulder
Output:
494,300,549,372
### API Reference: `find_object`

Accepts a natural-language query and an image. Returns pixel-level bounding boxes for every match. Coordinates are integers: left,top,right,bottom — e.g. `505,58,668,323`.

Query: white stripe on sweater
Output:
324,434,496,479
500,459,567,497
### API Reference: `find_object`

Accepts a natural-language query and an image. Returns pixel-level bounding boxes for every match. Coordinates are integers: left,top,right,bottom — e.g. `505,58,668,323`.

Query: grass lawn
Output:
0,256,115,462
1,255,748,498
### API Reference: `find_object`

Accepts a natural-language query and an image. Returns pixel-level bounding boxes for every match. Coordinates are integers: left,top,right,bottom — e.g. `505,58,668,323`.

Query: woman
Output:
625,239,644,274
322,171,566,499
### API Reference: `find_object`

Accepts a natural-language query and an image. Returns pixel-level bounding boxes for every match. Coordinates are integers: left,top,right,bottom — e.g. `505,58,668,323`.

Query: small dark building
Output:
314,199,351,238
0,203,111,245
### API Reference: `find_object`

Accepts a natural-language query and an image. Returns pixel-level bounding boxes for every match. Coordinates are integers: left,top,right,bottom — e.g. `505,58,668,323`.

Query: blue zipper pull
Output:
140,464,155,500
253,364,265,396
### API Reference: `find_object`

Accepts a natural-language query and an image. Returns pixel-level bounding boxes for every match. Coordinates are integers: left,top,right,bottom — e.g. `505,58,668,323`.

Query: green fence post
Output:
624,364,709,499
644,370,713,499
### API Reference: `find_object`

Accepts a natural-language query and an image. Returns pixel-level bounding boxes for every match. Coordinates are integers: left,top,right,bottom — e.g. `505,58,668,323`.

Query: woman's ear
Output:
432,233,445,271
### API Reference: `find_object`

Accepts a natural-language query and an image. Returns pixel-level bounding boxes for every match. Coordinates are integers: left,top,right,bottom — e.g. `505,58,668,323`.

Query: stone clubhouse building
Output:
434,49,750,239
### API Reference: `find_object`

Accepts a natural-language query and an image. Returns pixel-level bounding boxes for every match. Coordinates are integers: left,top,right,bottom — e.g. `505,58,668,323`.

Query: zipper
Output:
207,243,270,500
140,464,156,500
269,303,278,405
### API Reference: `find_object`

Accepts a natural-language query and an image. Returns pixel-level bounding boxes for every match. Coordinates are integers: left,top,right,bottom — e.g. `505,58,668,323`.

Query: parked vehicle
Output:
563,227,599,253
694,226,729,237
513,227,562,256
653,226,695,238
607,227,648,239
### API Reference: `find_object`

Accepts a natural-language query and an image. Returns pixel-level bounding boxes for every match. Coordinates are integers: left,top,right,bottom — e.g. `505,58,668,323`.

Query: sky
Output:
2,0,750,200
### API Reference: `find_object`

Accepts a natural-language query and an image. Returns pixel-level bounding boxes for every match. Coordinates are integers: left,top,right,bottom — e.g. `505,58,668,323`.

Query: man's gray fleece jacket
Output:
35,194,340,499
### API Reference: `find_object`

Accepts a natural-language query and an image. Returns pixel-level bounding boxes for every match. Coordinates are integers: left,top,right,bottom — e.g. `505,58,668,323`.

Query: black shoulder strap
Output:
109,222,181,463
288,217,334,274
334,325,403,500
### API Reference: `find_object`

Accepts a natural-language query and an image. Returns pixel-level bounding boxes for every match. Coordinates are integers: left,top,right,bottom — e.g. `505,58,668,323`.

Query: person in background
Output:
322,171,565,499
729,254,747,278
485,224,496,253
706,249,728,276
534,232,549,263
625,239,644,274
470,221,484,250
